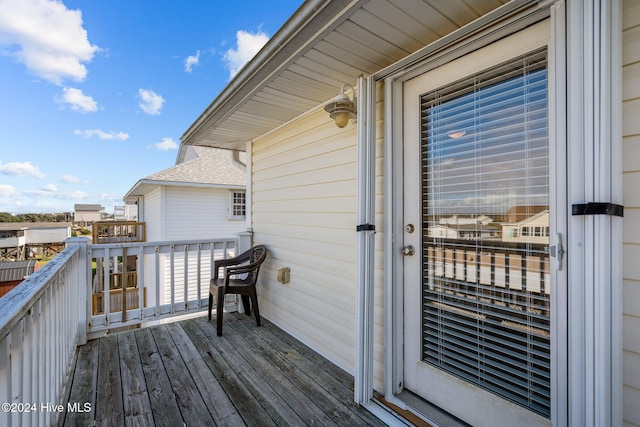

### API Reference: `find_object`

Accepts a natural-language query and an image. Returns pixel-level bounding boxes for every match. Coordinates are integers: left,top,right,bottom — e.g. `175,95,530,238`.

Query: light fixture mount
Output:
324,84,357,128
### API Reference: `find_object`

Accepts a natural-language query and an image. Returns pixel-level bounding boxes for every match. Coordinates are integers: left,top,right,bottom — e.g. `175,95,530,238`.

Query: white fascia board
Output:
123,179,245,202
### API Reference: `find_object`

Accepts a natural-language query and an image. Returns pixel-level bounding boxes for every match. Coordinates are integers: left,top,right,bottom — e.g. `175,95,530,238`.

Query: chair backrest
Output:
248,245,267,281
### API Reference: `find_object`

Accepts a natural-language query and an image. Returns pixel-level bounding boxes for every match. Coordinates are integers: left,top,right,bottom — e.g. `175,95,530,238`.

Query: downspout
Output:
231,149,246,168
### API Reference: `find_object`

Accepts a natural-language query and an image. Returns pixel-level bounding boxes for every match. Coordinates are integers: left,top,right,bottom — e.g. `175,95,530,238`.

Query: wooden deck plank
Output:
118,332,154,426
233,317,382,426
150,325,216,426
95,334,124,427
193,316,307,426
164,321,246,426
252,321,386,426
180,317,279,427
65,313,384,427
62,339,99,427
134,328,184,427
221,317,341,427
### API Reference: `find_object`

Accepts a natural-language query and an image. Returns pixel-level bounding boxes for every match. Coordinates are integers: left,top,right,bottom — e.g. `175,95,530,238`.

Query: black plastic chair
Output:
208,245,267,336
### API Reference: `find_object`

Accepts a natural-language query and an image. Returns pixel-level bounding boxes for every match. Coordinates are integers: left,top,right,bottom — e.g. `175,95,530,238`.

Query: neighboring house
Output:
0,225,26,260
113,205,137,221
427,223,500,240
177,1,637,426
439,214,494,226
0,223,70,260
123,145,247,305
0,260,40,297
73,204,103,225
502,209,550,244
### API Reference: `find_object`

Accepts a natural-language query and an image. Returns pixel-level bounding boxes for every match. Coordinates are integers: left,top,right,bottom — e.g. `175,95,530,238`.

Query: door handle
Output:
550,233,565,270
402,245,415,256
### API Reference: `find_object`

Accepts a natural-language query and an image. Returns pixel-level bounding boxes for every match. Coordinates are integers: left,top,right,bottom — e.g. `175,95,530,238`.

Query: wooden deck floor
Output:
60,313,386,427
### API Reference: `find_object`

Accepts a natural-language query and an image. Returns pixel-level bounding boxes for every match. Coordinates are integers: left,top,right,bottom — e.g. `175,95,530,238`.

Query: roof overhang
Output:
123,179,244,204
180,0,529,151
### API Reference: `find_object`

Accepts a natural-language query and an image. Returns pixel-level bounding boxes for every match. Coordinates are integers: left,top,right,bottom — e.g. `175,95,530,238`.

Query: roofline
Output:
123,179,245,202
180,0,362,146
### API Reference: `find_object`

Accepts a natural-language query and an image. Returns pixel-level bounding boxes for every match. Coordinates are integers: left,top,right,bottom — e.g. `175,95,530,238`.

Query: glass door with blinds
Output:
402,22,556,427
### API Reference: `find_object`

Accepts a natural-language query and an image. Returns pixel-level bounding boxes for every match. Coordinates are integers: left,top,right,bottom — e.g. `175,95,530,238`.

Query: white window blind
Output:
420,49,550,417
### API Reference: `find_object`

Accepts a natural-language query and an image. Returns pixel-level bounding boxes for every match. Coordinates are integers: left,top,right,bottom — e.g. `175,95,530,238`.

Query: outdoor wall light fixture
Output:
324,84,357,128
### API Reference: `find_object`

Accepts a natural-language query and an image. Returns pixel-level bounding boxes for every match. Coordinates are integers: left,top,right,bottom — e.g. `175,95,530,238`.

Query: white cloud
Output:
0,161,45,178
0,184,17,196
56,87,98,113
0,0,99,85
42,183,57,192
62,191,88,200
60,174,81,184
138,88,164,115
223,29,269,79
184,50,200,73
154,137,178,151
74,129,129,140
25,189,88,200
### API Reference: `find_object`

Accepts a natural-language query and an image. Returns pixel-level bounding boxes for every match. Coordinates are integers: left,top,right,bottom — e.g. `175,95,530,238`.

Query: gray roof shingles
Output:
144,146,246,187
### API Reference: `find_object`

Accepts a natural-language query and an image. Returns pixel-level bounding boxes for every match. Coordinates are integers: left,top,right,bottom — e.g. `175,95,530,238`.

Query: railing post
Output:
236,231,253,254
65,237,90,345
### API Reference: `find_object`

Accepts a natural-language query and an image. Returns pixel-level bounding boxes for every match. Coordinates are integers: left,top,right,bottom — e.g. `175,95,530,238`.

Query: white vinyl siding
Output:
158,187,245,304
251,109,359,372
137,186,245,306
163,187,245,240
623,1,640,425
142,187,162,241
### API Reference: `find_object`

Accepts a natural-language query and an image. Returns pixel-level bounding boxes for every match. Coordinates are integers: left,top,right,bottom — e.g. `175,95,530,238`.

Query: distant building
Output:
438,215,494,226
428,223,500,240
113,205,137,221
0,225,27,260
0,260,40,297
0,223,71,260
504,205,548,223
74,204,104,225
502,209,550,244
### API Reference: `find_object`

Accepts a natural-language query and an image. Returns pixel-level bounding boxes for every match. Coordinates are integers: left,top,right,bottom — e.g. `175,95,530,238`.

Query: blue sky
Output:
0,0,302,215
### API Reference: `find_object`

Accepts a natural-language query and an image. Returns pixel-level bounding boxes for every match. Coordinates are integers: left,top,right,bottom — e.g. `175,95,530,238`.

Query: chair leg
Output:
208,293,213,320
249,287,261,327
241,295,251,315
216,287,225,336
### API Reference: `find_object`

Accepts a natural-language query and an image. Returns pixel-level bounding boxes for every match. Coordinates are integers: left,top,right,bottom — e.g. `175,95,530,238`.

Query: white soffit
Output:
181,0,514,151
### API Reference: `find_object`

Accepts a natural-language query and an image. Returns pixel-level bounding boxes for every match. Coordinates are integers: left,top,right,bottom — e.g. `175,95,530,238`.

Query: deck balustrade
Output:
0,242,86,427
0,234,246,426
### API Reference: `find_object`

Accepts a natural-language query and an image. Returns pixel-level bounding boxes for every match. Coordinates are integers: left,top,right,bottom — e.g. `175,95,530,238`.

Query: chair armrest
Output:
213,250,252,279
223,255,266,281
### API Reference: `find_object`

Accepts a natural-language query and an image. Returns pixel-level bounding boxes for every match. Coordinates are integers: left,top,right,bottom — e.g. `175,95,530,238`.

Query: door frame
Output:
378,2,569,425
355,1,621,425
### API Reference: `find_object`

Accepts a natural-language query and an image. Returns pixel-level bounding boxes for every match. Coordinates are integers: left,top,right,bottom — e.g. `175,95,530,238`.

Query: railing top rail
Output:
93,220,143,225
0,244,80,339
90,237,238,250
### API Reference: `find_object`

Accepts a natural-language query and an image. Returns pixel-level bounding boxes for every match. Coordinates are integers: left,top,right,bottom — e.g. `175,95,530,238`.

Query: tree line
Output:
0,212,70,223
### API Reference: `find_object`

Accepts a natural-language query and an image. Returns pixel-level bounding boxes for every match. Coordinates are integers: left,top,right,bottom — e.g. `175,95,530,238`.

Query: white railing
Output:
0,239,87,427
87,235,246,337
0,233,249,426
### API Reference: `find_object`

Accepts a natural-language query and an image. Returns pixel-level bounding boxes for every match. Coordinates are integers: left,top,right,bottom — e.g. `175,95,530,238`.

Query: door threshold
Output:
376,390,472,427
